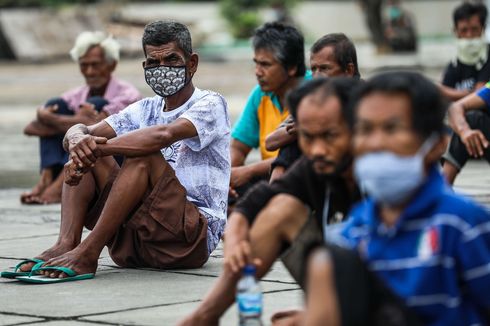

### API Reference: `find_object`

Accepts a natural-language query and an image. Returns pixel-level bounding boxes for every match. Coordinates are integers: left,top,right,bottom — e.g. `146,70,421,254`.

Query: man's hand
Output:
223,213,262,274
230,166,252,189
64,160,86,186
36,105,57,124
69,134,107,168
78,103,99,121
461,129,489,157
285,120,297,136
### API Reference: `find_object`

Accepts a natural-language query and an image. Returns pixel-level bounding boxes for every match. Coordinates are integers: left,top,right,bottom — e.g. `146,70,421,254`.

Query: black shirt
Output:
235,156,361,234
442,45,490,91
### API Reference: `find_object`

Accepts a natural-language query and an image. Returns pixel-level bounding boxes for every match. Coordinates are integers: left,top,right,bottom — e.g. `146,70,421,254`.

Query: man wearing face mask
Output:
3,21,231,283
440,2,490,101
302,72,490,326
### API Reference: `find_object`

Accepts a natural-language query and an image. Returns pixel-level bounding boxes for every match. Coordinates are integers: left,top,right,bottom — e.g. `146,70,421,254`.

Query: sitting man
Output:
22,31,141,204
229,22,307,200
10,21,230,282
267,33,361,181
440,2,490,101
304,72,490,325
443,82,490,184
179,77,362,325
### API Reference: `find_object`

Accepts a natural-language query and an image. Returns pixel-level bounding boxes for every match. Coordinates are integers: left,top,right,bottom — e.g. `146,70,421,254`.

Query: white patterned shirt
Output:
105,88,230,253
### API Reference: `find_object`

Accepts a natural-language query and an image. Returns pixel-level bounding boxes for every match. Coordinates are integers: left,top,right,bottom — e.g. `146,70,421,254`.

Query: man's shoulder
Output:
111,77,139,91
432,189,490,226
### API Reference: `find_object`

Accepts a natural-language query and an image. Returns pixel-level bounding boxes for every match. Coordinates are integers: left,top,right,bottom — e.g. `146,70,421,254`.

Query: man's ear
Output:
287,65,297,77
188,53,199,76
109,61,117,73
345,63,355,77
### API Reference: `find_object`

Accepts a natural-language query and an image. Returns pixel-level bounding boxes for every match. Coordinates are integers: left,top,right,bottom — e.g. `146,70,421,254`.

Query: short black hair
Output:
253,22,306,77
288,77,361,127
311,33,361,78
142,21,192,58
453,2,487,28
351,71,447,138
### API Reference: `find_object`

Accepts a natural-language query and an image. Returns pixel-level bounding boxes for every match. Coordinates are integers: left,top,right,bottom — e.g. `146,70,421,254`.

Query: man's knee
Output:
465,110,488,129
44,97,71,115
257,194,308,236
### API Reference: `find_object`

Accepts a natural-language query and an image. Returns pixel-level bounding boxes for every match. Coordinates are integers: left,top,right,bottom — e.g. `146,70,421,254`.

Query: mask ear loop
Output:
417,133,439,158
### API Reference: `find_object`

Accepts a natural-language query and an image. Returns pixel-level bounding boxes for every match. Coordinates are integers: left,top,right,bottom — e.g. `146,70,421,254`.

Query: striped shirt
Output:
329,167,490,326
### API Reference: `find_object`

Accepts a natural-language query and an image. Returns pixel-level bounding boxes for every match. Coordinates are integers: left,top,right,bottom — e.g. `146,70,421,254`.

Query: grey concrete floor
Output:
1,41,490,325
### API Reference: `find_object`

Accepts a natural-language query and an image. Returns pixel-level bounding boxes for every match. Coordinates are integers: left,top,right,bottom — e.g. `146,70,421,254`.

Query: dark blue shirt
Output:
330,167,490,325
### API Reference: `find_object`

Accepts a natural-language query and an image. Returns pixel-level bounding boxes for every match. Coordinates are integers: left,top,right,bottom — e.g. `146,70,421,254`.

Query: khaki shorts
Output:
85,162,209,269
280,215,323,288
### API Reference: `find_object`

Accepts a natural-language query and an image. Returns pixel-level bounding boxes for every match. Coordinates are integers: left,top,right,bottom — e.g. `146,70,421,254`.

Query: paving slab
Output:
166,256,296,285
82,288,303,326
0,314,42,326
21,322,104,326
0,268,296,319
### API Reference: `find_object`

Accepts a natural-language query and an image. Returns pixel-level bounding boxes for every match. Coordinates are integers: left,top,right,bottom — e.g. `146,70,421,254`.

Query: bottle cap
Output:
243,264,256,275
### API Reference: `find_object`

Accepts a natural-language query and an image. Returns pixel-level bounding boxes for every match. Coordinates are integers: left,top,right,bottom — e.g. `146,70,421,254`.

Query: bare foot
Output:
28,173,63,205
271,309,305,325
40,247,98,278
177,311,219,326
21,169,53,204
18,242,78,272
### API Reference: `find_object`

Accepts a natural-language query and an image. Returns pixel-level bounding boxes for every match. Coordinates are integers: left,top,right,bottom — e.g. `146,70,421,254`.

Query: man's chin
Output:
312,165,335,176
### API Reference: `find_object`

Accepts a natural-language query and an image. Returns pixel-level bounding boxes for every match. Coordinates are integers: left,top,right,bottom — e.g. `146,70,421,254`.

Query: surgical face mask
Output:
456,37,487,67
144,65,187,97
353,136,437,207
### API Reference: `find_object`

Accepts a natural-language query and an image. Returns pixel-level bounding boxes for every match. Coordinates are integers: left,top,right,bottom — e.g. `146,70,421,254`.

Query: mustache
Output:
311,157,336,166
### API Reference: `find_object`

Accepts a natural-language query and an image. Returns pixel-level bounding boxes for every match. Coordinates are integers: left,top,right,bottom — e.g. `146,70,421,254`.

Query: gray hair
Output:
142,21,192,58
69,31,120,63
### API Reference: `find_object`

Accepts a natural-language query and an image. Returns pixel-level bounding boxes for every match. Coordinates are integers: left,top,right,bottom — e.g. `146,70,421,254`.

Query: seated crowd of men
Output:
3,2,490,325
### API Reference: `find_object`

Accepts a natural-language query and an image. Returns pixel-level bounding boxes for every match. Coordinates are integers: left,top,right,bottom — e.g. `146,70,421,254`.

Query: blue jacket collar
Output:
363,165,447,235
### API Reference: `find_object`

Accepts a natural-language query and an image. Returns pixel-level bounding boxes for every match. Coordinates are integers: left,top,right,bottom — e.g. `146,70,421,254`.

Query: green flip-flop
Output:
16,265,94,284
1,258,44,279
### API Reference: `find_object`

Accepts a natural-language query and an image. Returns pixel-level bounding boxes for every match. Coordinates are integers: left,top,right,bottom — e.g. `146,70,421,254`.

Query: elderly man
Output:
22,31,141,205
4,21,230,283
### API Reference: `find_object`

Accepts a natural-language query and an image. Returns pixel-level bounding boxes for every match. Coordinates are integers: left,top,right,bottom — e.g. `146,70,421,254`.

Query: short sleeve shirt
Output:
476,81,490,108
442,45,490,91
328,168,490,326
61,77,141,115
105,88,231,253
232,72,312,160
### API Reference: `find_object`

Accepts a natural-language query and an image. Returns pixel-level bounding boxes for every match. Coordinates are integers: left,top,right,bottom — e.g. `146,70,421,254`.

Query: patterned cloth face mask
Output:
144,65,187,97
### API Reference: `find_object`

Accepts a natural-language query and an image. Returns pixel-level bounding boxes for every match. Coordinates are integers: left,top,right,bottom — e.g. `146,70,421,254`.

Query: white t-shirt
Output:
105,88,230,253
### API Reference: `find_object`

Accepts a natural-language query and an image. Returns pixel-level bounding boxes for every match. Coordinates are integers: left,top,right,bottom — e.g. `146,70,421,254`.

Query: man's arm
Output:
98,118,197,158
448,93,489,157
25,104,103,137
438,84,471,102
230,158,274,189
231,139,252,167
265,125,297,151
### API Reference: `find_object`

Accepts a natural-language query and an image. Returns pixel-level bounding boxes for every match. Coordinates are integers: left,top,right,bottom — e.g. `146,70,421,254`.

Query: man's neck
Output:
275,76,302,108
164,82,195,111
89,83,109,97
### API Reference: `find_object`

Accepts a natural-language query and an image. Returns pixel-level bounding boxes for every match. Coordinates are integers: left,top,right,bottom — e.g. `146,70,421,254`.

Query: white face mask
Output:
456,37,487,67
354,135,437,207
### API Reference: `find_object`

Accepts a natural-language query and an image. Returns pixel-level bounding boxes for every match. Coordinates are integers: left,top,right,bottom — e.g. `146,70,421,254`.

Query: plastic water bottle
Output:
236,264,263,326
